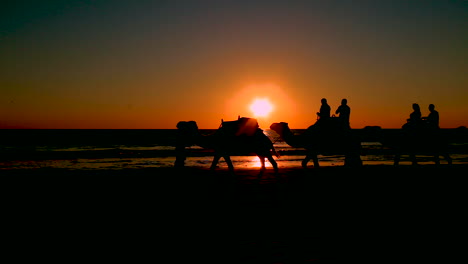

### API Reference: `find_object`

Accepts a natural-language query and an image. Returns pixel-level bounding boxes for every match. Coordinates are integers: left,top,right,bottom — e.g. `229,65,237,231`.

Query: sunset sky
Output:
1,0,467,129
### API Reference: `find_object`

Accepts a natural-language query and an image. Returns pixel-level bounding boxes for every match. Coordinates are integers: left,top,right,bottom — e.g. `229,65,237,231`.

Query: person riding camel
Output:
335,98,351,129
403,103,423,131
422,104,440,130
317,98,331,121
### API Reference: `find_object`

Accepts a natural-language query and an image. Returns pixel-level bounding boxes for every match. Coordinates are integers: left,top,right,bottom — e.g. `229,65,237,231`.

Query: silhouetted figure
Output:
423,104,439,129
403,103,422,130
335,98,351,129
407,103,422,123
316,98,331,121
394,103,452,166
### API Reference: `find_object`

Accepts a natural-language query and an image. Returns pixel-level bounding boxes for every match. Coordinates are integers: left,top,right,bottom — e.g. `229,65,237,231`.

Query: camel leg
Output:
353,154,363,167
210,155,221,170
444,153,452,165
434,153,441,166
435,146,452,165
312,154,319,168
267,155,279,175
302,154,319,168
301,158,309,169
258,156,266,178
174,145,186,168
174,155,185,168
224,156,235,172
302,153,315,168
394,153,400,166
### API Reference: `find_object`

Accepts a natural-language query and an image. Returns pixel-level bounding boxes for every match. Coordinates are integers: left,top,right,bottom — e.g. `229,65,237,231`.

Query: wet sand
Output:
4,164,467,262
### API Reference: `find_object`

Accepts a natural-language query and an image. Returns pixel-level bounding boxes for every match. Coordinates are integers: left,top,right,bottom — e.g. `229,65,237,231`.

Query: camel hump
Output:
219,117,259,137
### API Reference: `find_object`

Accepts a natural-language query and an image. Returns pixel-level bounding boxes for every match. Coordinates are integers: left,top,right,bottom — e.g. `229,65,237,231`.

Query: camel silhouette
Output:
363,125,452,166
270,118,362,168
174,117,279,176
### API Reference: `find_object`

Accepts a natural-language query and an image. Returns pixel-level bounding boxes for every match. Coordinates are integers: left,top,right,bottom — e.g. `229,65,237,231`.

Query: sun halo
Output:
250,98,274,118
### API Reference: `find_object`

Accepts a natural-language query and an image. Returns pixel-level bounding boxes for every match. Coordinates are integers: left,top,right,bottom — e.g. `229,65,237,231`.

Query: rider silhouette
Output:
313,98,334,135
403,103,422,131
317,98,331,121
335,98,351,129
423,104,440,130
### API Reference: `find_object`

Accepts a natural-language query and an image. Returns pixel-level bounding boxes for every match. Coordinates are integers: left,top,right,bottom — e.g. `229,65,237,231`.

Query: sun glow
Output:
226,83,297,128
250,98,274,117
249,156,272,168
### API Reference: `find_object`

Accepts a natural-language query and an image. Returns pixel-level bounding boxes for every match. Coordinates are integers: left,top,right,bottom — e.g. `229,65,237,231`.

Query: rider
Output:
335,98,351,129
317,98,331,121
422,104,440,130
403,103,422,131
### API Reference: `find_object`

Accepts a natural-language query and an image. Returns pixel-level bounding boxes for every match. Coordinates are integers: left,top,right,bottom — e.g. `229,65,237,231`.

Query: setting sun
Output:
250,98,274,117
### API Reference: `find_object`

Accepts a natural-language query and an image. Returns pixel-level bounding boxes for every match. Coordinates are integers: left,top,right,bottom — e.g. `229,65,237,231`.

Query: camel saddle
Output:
219,117,260,137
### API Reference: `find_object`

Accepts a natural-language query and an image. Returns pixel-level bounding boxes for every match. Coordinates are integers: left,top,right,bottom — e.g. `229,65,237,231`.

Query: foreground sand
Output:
4,164,466,262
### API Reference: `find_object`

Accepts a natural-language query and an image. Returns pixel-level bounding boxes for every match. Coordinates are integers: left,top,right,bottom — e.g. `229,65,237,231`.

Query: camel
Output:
174,117,279,175
270,118,363,168
362,125,452,166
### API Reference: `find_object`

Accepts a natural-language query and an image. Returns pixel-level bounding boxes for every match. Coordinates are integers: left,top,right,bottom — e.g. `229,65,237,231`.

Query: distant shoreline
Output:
0,127,467,147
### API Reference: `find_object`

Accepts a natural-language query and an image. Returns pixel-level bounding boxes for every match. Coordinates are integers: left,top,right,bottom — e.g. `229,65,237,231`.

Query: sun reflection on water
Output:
248,156,273,168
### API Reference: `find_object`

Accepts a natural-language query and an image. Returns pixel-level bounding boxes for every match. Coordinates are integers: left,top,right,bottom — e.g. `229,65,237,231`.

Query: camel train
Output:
174,115,362,172
175,115,454,172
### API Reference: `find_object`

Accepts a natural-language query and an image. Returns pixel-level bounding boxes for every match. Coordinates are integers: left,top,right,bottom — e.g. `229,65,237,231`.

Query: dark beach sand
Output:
4,164,467,263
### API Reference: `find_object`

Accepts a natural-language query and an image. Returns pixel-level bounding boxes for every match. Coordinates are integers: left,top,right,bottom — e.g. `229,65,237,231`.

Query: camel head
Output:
270,122,290,136
176,121,201,146
176,120,198,131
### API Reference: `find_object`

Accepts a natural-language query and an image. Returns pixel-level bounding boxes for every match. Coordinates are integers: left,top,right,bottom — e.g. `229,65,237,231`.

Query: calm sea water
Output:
1,129,466,171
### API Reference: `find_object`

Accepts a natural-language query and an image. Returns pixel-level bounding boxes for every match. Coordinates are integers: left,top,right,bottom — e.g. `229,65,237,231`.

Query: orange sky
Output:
1,1,467,129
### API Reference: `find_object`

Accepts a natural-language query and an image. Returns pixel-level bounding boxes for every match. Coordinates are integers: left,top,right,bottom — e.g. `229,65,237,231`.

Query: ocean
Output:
1,128,467,171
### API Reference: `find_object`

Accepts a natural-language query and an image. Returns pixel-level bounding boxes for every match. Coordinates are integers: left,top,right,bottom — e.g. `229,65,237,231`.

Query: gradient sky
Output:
1,0,467,129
